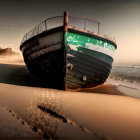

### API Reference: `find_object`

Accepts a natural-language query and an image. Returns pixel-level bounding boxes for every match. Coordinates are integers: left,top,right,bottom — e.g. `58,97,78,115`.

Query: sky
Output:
0,0,140,64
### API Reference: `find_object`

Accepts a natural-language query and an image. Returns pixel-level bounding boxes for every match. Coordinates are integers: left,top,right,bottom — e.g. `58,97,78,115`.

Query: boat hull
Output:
20,27,116,90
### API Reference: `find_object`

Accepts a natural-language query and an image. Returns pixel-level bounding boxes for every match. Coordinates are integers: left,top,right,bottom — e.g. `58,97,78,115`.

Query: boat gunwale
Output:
20,25,117,51
20,26,64,50
68,26,117,49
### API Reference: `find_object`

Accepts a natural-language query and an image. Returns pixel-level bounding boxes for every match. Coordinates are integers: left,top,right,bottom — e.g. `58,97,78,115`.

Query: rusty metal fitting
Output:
83,76,87,81
67,63,73,71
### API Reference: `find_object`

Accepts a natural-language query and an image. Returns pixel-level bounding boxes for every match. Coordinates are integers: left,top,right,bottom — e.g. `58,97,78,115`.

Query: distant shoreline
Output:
0,47,19,56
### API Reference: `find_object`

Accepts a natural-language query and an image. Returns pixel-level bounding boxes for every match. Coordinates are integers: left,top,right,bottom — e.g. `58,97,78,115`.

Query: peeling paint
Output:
66,32,116,57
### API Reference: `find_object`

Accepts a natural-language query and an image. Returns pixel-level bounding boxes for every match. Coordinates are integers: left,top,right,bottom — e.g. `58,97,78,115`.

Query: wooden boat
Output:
20,11,117,90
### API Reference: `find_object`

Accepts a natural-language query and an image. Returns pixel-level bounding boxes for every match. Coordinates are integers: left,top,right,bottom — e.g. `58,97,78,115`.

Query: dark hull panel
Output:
26,48,65,89
66,49,112,89
22,28,66,90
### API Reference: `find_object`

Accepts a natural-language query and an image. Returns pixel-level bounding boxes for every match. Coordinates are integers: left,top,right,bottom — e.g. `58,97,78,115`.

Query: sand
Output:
0,60,140,140
0,105,41,140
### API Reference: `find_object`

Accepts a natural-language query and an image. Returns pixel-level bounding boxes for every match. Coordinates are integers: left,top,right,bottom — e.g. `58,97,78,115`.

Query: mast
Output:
64,11,68,32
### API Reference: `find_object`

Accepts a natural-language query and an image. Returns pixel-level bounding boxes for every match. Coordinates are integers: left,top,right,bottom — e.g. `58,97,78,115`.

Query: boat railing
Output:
21,15,100,45
21,16,64,44
104,35,116,42
68,15,100,34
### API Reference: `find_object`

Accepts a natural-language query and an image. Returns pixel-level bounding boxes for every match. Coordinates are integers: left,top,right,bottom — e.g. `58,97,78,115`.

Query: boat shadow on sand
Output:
0,63,40,87
0,63,123,95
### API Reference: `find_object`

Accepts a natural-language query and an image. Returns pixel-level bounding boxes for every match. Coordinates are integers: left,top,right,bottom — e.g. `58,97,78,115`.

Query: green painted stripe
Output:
65,30,115,65
66,31,116,53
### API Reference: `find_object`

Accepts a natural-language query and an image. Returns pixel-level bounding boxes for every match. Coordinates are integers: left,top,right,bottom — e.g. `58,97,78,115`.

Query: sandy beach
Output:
0,60,140,140
0,0,140,139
